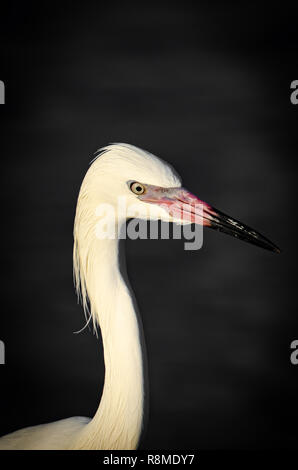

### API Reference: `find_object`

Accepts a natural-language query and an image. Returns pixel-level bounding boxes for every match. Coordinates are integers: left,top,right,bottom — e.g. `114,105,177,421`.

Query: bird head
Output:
78,143,280,253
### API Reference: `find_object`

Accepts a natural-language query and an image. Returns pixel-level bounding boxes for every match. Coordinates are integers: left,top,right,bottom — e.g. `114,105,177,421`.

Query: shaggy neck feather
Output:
73,233,144,450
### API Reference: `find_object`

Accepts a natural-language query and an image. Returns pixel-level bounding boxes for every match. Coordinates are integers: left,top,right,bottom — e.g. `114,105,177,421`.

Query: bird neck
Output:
73,235,144,450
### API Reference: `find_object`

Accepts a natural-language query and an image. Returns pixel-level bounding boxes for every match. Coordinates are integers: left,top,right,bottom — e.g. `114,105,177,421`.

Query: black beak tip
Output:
267,239,281,254
208,208,281,254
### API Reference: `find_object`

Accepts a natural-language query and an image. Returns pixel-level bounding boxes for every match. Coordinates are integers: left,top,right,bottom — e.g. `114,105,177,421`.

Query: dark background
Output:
0,1,297,449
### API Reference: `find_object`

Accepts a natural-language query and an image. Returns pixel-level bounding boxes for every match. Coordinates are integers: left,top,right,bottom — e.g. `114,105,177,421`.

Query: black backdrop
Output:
0,1,297,449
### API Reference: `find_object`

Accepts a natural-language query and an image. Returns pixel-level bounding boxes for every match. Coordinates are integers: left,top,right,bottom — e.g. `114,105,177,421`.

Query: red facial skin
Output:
139,184,216,226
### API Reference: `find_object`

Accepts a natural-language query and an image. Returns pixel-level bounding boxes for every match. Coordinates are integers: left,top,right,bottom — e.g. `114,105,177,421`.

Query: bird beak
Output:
139,186,280,253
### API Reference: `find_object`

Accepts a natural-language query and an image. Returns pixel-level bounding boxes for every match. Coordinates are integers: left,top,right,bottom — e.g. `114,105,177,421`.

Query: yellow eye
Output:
130,182,145,195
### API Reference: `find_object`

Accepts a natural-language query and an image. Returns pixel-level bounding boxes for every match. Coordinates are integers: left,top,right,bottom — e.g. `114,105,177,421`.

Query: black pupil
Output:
136,186,142,192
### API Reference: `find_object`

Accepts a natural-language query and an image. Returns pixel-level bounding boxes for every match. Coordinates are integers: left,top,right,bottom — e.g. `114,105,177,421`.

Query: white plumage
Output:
0,144,181,450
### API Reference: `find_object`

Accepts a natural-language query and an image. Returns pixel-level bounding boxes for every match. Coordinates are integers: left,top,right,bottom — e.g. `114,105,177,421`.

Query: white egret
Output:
0,143,279,449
